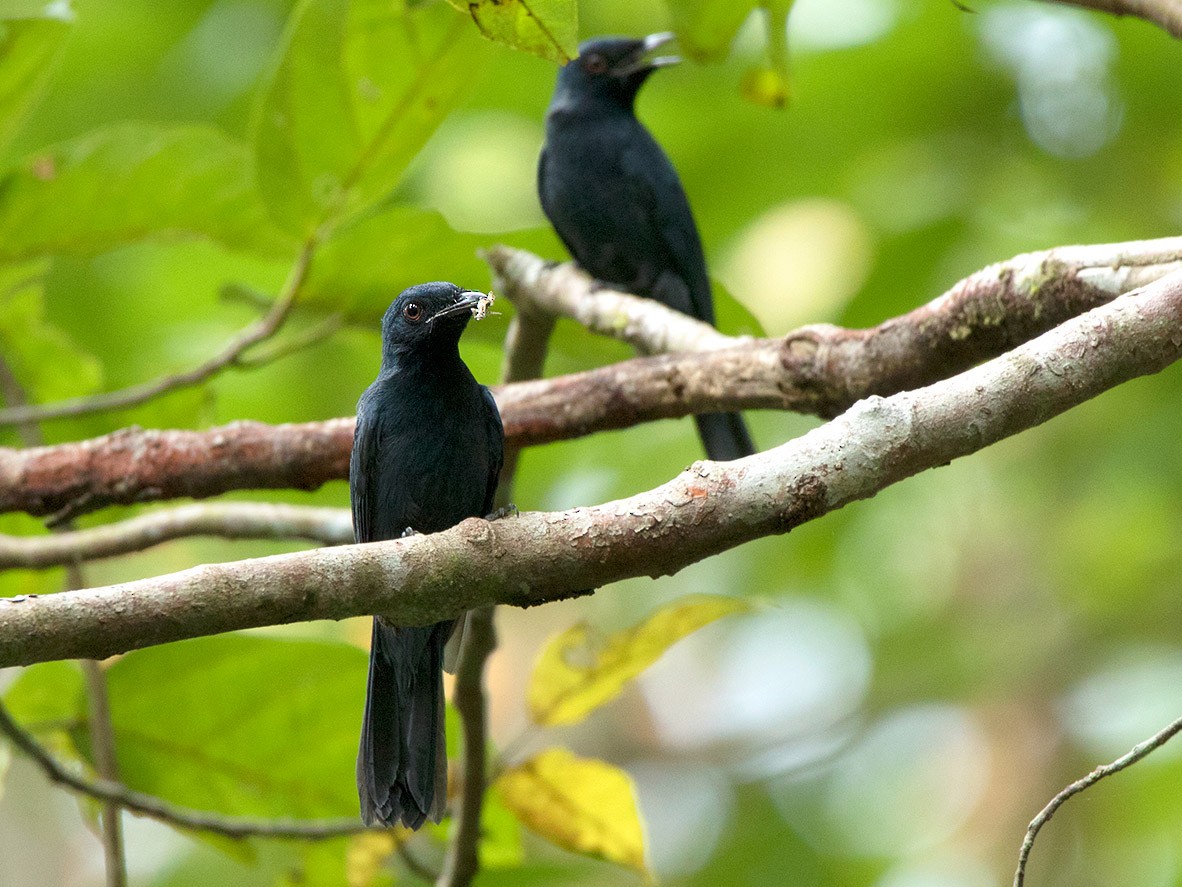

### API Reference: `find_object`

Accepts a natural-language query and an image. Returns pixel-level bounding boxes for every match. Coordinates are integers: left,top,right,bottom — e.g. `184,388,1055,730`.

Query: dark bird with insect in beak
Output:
538,33,756,462
351,282,503,829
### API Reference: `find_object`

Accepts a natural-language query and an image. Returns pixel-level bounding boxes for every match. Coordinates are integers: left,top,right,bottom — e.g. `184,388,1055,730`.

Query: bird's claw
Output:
486,504,518,522
400,527,419,538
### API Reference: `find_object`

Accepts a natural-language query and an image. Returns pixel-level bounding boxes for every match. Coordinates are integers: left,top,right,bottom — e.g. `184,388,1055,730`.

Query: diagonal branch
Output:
1014,714,1182,886
0,502,353,569
2,269,1181,667
1,239,1179,521
1044,0,1182,38
0,240,316,428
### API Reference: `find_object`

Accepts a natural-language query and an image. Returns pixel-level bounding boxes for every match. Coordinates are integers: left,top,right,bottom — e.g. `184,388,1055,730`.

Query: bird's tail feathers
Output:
694,411,755,462
357,618,450,829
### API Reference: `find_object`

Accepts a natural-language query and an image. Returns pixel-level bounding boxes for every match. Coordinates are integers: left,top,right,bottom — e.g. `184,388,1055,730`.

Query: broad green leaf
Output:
665,0,758,62
0,124,294,261
3,659,84,726
254,0,491,236
302,205,489,321
0,260,102,405
0,12,71,159
497,748,647,873
451,0,577,64
528,594,748,727
2,660,85,763
99,634,367,819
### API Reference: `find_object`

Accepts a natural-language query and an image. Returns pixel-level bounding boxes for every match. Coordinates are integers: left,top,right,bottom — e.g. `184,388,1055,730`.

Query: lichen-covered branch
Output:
3,269,1181,667
1,239,1178,521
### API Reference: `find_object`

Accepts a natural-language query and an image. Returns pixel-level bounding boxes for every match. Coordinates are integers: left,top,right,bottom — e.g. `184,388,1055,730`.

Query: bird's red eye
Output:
402,302,423,323
583,53,608,75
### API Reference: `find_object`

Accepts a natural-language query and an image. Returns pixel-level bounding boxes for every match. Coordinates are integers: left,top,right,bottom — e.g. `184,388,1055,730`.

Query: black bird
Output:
351,282,504,829
538,33,755,461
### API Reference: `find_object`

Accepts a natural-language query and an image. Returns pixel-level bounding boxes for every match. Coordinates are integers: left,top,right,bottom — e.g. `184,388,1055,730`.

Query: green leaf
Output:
3,660,84,726
481,785,525,869
254,0,491,236
0,11,71,159
528,594,748,727
0,124,294,261
99,634,367,819
302,205,489,321
451,0,577,64
498,748,647,874
665,0,758,62
0,260,103,404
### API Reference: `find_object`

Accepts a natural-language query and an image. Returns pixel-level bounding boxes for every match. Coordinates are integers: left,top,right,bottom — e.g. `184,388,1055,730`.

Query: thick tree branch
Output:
0,503,353,569
3,269,1181,666
1014,714,1182,886
0,240,316,428
1044,0,1182,37
1,239,1178,520
0,701,372,840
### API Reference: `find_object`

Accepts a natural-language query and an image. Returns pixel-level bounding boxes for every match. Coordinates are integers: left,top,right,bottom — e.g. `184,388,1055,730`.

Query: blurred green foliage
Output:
1,0,1182,885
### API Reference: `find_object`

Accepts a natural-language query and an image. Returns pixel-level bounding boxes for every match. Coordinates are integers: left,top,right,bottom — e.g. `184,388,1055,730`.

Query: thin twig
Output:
0,701,374,840
0,240,316,427
436,607,496,887
235,313,345,369
1013,714,1182,886
0,502,354,569
81,657,127,887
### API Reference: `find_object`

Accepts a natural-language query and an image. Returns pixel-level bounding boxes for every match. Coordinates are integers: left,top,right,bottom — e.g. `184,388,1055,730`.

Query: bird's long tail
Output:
357,618,451,829
694,411,756,462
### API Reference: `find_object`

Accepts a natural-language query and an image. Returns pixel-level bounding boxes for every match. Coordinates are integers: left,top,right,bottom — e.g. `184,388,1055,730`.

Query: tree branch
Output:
1014,714,1182,886
3,268,1181,666
0,503,353,569
1044,0,1182,38
0,701,372,841
0,240,316,428
2,238,1178,520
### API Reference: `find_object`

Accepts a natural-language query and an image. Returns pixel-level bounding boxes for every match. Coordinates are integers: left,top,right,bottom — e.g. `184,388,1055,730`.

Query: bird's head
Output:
553,33,680,110
380,282,485,360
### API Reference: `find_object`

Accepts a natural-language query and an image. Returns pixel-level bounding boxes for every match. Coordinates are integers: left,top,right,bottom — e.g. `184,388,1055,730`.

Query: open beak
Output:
618,31,681,76
431,291,485,322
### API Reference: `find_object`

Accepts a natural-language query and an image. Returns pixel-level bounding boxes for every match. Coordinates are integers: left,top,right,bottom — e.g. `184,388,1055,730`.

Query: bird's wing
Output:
620,137,715,325
350,407,380,543
481,385,505,516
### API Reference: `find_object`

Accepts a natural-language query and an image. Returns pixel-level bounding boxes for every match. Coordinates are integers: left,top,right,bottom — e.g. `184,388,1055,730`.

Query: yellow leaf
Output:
528,594,748,726
346,829,401,887
741,65,789,109
498,748,647,873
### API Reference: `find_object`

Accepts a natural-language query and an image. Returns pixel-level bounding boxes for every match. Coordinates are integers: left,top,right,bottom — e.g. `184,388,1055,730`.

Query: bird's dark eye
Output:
402,302,423,323
583,53,608,75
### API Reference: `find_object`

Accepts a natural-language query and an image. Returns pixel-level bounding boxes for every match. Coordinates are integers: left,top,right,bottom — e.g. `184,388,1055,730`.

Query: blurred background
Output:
1,0,1182,885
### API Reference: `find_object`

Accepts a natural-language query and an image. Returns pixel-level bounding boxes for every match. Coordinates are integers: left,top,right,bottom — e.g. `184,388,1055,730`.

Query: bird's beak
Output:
618,31,681,76
431,291,486,322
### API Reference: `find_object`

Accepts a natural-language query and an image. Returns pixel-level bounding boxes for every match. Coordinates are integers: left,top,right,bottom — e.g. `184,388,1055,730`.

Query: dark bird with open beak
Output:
538,33,756,461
